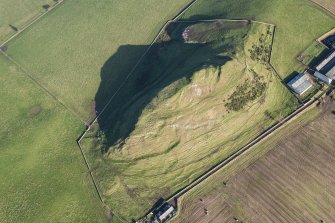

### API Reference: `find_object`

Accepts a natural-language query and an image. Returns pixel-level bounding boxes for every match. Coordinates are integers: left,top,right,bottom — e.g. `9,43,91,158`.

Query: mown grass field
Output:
81,21,298,221
174,99,335,222
5,0,193,121
0,0,57,43
181,0,335,79
0,54,105,222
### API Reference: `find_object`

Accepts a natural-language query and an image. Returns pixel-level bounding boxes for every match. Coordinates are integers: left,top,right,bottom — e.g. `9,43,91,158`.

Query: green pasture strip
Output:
5,0,192,121
0,0,57,43
181,0,335,79
0,55,105,222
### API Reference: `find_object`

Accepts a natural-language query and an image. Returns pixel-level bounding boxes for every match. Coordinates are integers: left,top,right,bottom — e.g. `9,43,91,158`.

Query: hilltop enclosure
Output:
81,20,298,221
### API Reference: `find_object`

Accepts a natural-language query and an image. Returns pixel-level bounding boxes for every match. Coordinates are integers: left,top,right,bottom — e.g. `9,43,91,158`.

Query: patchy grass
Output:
81,22,298,221
0,55,105,222
5,0,193,121
181,0,335,78
0,0,57,43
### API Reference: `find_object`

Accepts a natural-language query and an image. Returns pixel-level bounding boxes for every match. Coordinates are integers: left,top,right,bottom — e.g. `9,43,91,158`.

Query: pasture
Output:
0,0,57,43
0,55,105,222
181,0,335,78
81,21,298,221
5,0,193,121
174,99,335,222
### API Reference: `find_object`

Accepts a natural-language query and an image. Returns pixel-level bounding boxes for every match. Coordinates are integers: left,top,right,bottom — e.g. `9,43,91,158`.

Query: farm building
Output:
314,71,332,85
287,72,313,95
316,51,335,79
153,201,176,223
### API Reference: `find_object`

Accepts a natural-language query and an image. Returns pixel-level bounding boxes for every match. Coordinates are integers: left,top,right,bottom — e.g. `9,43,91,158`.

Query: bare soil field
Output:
176,99,335,223
312,0,335,15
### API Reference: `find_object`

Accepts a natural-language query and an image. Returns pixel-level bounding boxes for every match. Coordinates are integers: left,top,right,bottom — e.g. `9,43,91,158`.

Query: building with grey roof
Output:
287,72,313,95
314,71,332,85
316,51,335,79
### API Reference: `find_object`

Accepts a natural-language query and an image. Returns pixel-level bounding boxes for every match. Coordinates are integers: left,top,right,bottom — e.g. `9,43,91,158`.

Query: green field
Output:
5,0,193,121
181,0,335,78
0,0,57,43
81,21,298,221
0,54,105,222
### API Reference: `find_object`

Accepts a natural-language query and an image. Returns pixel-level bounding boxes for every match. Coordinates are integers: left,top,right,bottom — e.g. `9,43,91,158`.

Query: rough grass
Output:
174,100,335,222
0,55,105,222
0,0,57,43
5,0,193,121
181,0,335,79
81,22,298,221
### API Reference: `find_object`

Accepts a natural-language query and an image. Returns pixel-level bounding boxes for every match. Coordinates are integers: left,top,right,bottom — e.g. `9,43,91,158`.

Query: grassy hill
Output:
81,21,298,221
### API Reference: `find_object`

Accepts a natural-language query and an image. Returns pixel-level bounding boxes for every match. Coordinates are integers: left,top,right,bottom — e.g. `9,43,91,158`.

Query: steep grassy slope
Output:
0,0,56,43
174,101,335,222
181,0,335,78
81,21,298,221
5,0,192,121
0,55,105,222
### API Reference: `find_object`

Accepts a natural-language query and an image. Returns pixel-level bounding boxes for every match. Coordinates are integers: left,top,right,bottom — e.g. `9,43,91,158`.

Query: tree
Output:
42,4,50,10
9,24,18,32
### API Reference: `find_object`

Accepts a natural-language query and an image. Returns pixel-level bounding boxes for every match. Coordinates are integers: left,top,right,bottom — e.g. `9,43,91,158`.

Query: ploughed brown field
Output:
175,99,335,223
312,0,335,15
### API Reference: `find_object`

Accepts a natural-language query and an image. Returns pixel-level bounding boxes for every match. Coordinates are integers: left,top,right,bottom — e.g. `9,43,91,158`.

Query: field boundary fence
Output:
0,0,65,48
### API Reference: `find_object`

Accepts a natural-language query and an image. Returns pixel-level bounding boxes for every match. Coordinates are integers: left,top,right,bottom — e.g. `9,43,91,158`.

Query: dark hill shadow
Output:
95,22,249,152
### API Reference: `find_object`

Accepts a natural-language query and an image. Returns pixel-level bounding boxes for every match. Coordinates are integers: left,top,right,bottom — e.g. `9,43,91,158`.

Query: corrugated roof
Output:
288,72,313,95
316,51,335,71
314,71,332,84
